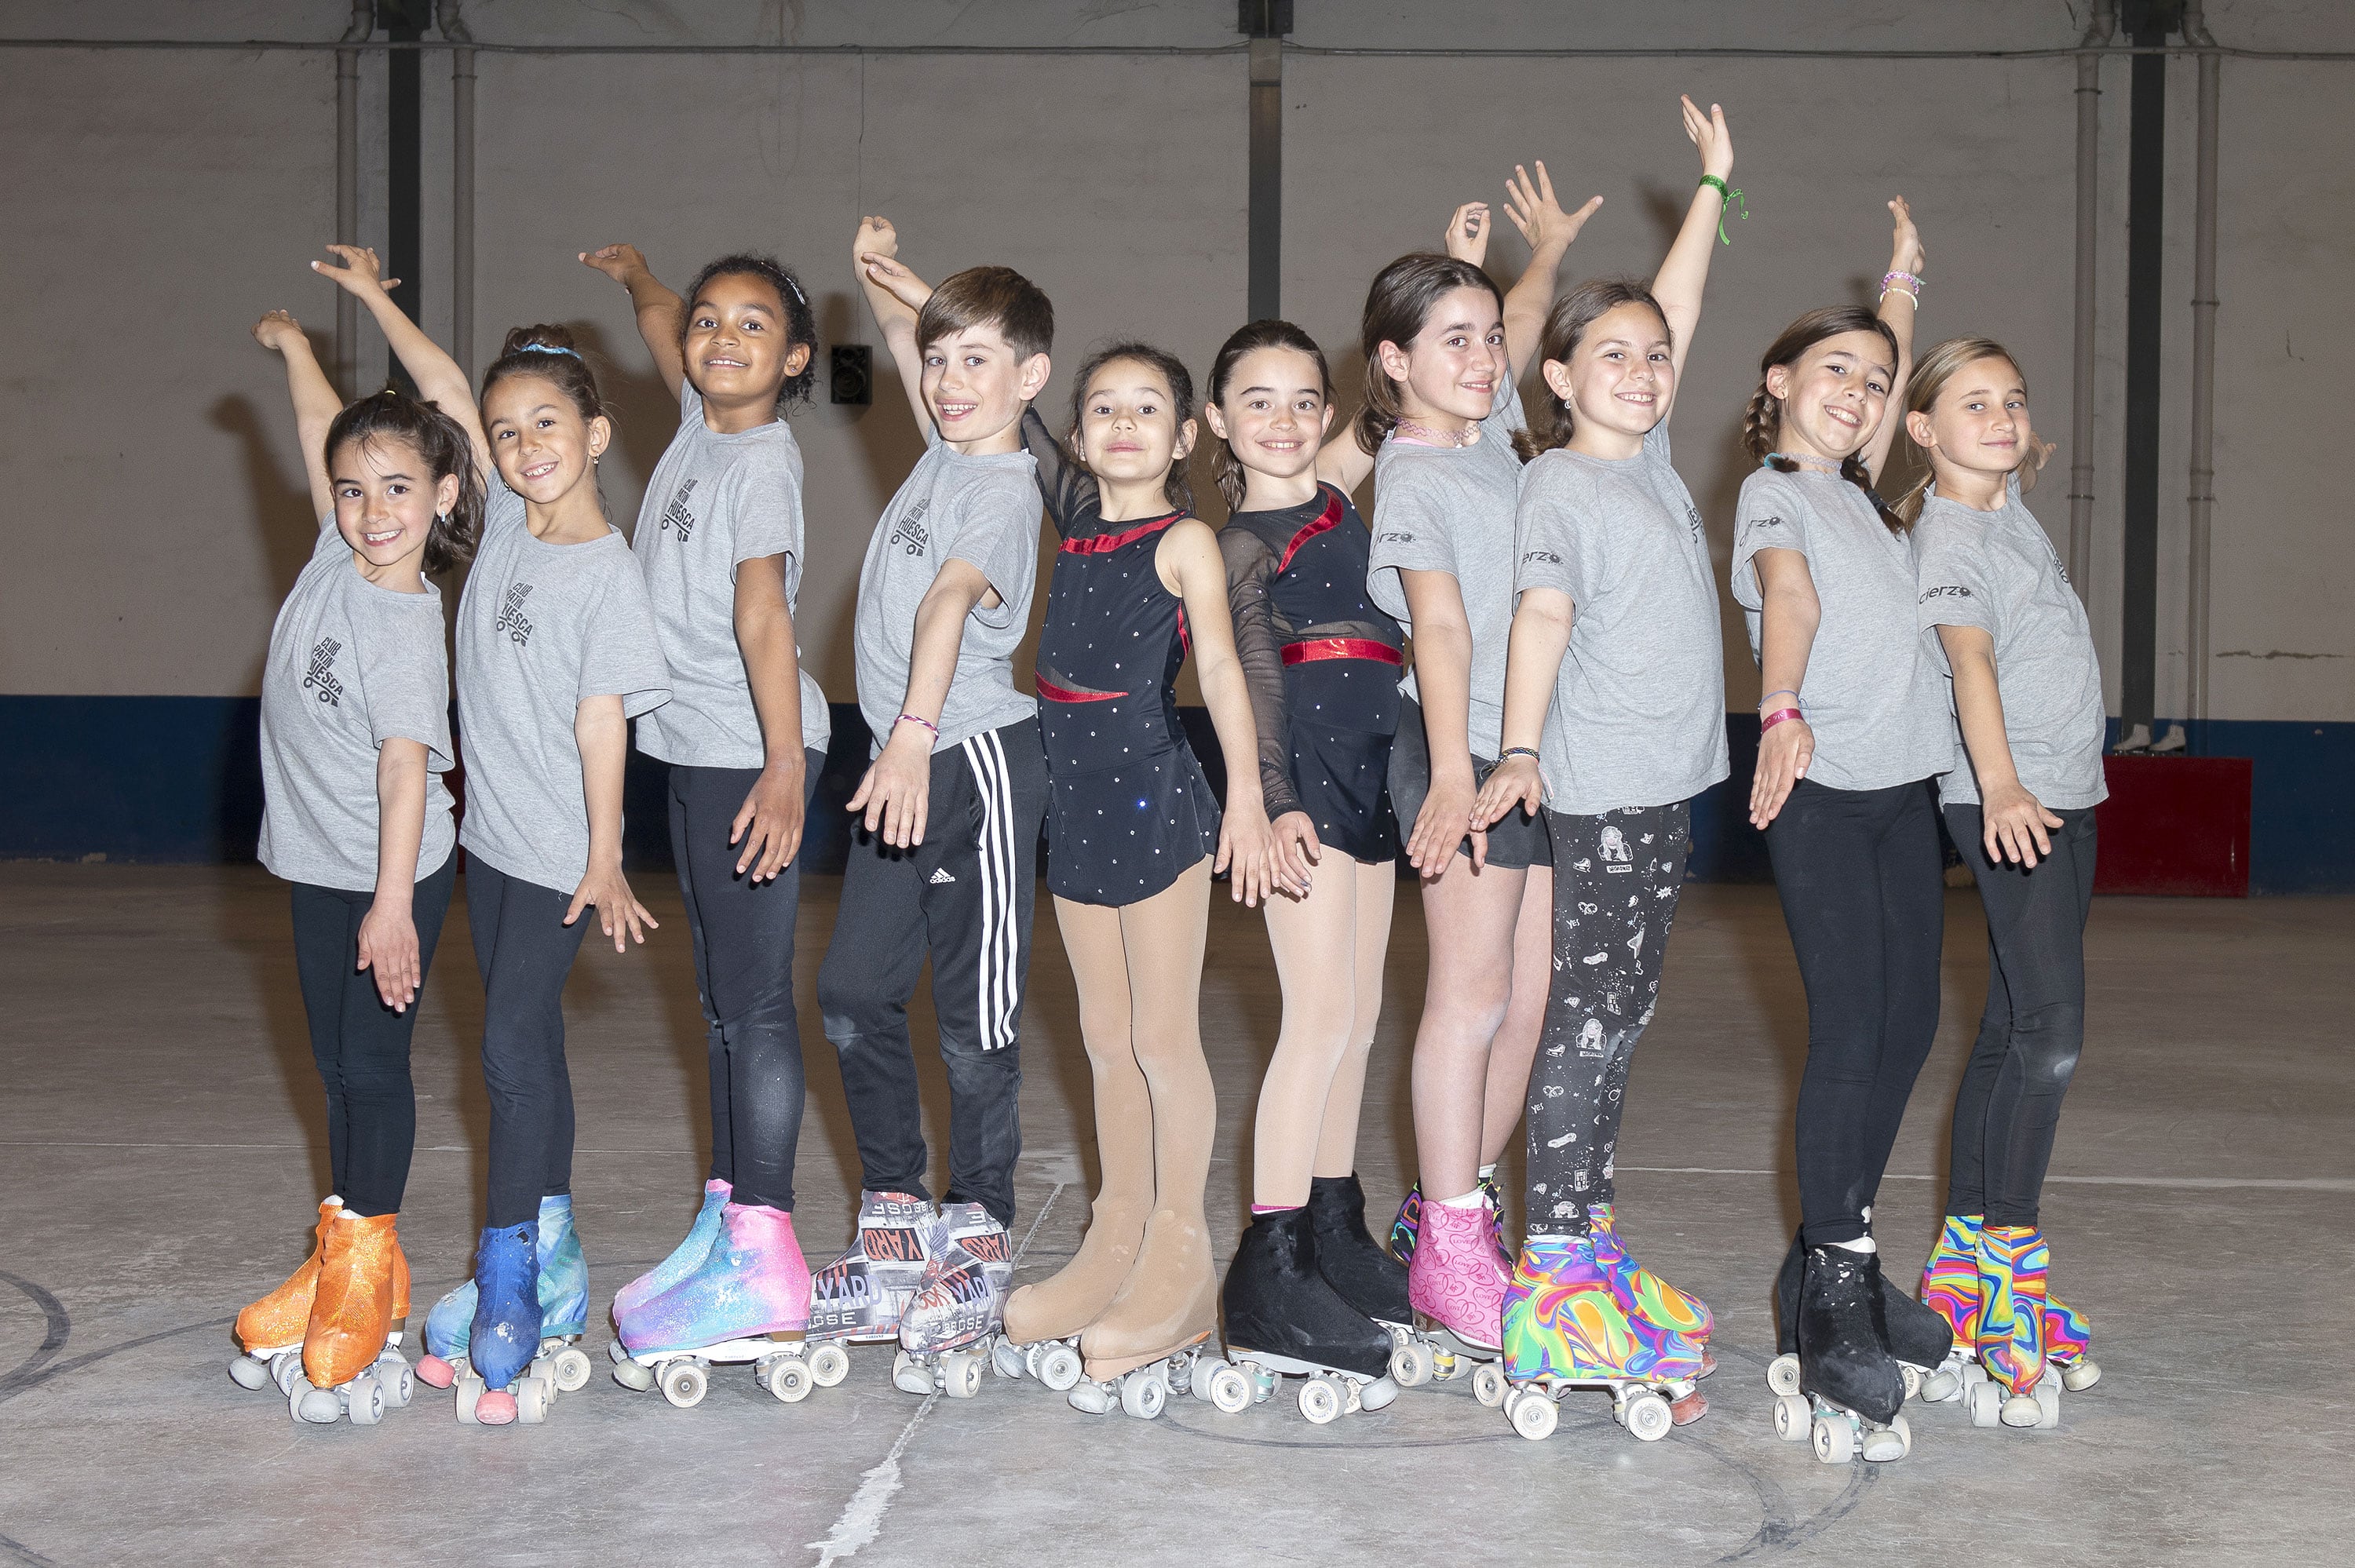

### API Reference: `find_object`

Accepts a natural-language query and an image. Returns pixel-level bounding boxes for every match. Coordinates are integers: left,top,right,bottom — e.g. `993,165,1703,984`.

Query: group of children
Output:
225,96,2105,1458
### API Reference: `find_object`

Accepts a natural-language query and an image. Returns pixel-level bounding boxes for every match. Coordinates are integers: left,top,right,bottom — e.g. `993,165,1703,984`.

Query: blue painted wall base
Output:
4,696,2349,892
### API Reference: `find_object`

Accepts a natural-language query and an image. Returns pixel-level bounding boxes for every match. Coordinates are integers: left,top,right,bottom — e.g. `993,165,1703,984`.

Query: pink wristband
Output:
896,713,940,738
1761,707,1804,732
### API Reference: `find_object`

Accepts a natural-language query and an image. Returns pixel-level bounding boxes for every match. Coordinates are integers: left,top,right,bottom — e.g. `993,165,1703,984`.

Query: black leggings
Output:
1764,778,1944,1248
1525,802,1689,1237
290,852,457,1218
467,858,590,1228
670,754,823,1213
1942,804,2096,1227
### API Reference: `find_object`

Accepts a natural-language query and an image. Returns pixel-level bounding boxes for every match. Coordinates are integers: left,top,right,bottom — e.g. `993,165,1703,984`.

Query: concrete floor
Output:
1,864,2348,1567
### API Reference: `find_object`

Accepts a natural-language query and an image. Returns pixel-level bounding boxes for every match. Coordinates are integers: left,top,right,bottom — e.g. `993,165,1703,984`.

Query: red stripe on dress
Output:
1281,637,1404,667
1035,676,1126,703
1276,488,1345,573
1061,511,1181,555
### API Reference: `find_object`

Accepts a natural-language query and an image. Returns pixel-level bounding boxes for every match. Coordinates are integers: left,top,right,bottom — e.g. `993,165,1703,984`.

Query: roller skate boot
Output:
2044,1287,2101,1392
1212,1206,1400,1424
1388,1171,1510,1268
1966,1225,2061,1430
1587,1202,1714,1377
1916,1213,1984,1401
1773,1243,1912,1463
997,1191,1148,1394
287,1209,415,1426
1400,1196,1510,1403
447,1223,546,1427
418,1195,594,1407
1068,1210,1220,1420
227,1197,340,1395
612,1178,729,1324
1307,1175,1411,1333
893,1203,1012,1399
612,1202,834,1406
1769,1226,1947,1404
1497,1236,1706,1442
807,1191,934,1354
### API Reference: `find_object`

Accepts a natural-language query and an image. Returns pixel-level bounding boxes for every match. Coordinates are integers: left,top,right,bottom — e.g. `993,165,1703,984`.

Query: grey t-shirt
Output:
458,485,674,893
1367,382,1527,760
632,382,829,768
1515,425,1730,815
853,425,1041,754
257,523,457,891
1731,467,1954,792
1913,482,2109,810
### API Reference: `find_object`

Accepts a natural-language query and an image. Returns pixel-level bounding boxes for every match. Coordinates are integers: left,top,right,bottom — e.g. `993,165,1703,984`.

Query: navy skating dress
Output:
1025,412,1221,906
1219,483,1406,864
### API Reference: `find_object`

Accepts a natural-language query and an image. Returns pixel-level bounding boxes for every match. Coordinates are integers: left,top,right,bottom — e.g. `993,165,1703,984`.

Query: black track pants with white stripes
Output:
819,718,1047,1227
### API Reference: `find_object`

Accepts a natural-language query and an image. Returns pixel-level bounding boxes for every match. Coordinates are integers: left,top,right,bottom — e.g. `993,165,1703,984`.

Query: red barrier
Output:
2093,754,2252,897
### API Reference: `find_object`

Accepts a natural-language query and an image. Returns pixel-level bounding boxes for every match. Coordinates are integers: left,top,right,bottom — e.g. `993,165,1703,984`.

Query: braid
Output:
1840,455,1911,534
1740,381,1780,463
1213,443,1249,515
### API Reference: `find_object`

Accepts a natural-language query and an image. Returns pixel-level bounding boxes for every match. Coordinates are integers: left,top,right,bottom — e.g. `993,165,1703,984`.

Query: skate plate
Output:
1225,1347,1400,1424
613,1331,849,1408
284,1340,415,1428
1771,1394,1911,1462
1065,1340,1223,1421
1502,1372,1696,1443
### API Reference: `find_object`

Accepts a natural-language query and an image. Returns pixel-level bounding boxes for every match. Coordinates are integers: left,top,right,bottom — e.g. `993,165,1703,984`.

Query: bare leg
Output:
1080,858,1221,1377
1313,858,1397,1180
1408,859,1529,1202
1478,863,1553,1169
1002,895,1153,1344
1251,861,1366,1207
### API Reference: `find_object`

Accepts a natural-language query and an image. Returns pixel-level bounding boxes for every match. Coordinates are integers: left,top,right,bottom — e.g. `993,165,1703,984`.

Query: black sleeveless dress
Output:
1025,412,1221,906
1219,483,1406,864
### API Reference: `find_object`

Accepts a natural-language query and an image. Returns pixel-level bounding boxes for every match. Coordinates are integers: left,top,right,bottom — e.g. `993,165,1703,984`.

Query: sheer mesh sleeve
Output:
1218,523,1304,821
1021,407,1099,542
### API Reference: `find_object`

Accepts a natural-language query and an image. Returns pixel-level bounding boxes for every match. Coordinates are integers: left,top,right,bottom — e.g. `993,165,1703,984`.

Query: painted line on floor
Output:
1616,1166,2355,1191
804,1183,1064,1567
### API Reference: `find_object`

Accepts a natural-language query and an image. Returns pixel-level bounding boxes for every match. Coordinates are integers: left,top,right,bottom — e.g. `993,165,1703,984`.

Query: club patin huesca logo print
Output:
661,477,699,543
496,582,536,646
302,636,345,706
893,497,933,556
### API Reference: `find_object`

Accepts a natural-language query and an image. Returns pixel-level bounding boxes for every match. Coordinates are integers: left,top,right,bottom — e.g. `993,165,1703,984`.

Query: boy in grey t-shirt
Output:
810,218,1053,1322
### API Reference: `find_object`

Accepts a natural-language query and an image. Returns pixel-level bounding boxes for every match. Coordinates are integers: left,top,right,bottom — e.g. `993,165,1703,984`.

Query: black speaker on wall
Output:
831,345,871,406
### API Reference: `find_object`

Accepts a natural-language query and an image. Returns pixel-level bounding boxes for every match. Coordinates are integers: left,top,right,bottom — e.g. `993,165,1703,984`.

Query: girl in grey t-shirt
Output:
1354,163,1601,1357
1900,337,2106,1416
235,289,481,1417
1471,97,1735,1394
1729,200,1959,1448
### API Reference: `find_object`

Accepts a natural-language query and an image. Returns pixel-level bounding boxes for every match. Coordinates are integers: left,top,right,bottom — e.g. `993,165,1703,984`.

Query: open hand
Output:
860,253,932,313
1268,810,1323,900
1981,781,2064,868
1888,196,1925,278
1749,717,1814,829
567,860,658,952
731,758,809,881
579,242,651,290
313,243,397,297
1408,771,1484,880
1503,161,1604,253
1472,754,1543,833
355,899,422,1013
1681,95,1733,181
847,726,932,849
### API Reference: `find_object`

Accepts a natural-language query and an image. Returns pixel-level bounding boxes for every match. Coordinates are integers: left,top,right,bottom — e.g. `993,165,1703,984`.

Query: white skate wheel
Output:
1068,1380,1115,1415
1207,1363,1253,1415
1766,1353,1802,1398
1773,1392,1811,1442
994,1340,1027,1380
1119,1369,1167,1420
890,1350,930,1396
944,1353,984,1400
1922,1361,1964,1404
612,1358,655,1392
1472,1362,1507,1409
769,1358,813,1403
271,1351,306,1395
385,1359,414,1409
659,1360,708,1409
1298,1377,1342,1426
1899,1362,1923,1401
228,1355,270,1391
1811,1411,1855,1464
1961,1359,1989,1389
455,1375,485,1424
2036,1380,2061,1428
1861,1413,1909,1461
1187,1355,1219,1402
809,1343,851,1387
1966,1380,2002,1428
1037,1342,1083,1393
346,1371,383,1428
1389,1341,1433,1388
1625,1391,1674,1443
1509,1388,1558,1442
298,1384,343,1425
2061,1356,2101,1393
516,1376,551,1425
608,1338,628,1365
285,1374,313,1423
550,1345,593,1395
1358,1375,1399,1413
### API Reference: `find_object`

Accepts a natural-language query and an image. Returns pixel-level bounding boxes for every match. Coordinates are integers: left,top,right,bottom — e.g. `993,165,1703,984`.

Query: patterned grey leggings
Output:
1524,800,1690,1238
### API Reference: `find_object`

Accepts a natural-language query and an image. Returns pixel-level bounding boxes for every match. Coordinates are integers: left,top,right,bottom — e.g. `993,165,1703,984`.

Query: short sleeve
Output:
578,550,675,719
1912,513,1999,640
356,603,455,772
678,379,703,423
1366,469,1457,622
1218,525,1302,820
1731,472,1809,611
1513,458,1595,603
947,469,1042,631
1484,378,1525,439
731,452,805,570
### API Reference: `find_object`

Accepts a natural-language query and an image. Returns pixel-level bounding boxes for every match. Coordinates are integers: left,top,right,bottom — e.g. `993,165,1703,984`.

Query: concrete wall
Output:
3,0,2350,880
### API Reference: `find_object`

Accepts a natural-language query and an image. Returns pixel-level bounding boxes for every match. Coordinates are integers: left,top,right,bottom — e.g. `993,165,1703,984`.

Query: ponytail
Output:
1206,319,1334,513
323,387,484,574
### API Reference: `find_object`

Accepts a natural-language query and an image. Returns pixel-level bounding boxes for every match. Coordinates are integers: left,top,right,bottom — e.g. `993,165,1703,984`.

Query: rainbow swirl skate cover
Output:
1976,1224,2050,1396
1503,1238,1702,1384
1586,1203,1712,1341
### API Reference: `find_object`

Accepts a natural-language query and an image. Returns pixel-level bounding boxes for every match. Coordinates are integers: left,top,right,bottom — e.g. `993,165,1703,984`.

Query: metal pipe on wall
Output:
2185,0,2222,729
440,2,476,385
2068,1,2117,598
334,1,371,394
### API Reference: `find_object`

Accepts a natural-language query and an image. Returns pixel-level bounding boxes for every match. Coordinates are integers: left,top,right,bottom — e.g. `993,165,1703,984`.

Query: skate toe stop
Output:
473,1390,519,1426
415,1355,457,1390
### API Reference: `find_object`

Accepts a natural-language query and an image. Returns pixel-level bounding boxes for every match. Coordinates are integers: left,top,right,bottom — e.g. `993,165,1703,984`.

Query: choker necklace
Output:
1395,418,1480,448
1765,450,1842,474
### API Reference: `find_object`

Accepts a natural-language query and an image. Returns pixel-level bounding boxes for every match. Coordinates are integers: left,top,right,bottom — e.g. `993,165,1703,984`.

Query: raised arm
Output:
314,245,489,481
1861,197,1924,483
1499,161,1605,381
253,310,343,522
853,217,933,429
1652,97,1735,416
580,243,687,402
